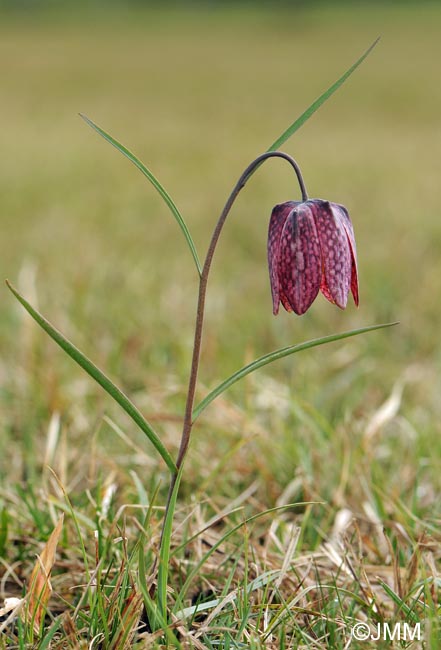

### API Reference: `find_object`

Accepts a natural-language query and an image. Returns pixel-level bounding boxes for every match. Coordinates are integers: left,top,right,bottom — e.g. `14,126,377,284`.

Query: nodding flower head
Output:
268,199,359,316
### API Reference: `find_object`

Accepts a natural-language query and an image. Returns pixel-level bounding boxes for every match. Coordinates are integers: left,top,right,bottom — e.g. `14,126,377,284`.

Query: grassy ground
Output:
0,3,440,648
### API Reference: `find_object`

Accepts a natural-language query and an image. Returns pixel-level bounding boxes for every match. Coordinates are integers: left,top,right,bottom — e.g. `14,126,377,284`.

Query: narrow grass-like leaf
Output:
175,570,281,621
138,562,181,647
80,113,202,277
6,281,176,474
36,617,63,650
158,467,184,622
136,505,181,646
48,501,96,531
267,38,379,152
377,579,421,624
175,597,222,622
193,322,397,420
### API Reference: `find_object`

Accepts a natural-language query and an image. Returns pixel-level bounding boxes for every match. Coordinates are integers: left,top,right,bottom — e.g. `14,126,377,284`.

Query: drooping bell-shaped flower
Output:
268,199,359,315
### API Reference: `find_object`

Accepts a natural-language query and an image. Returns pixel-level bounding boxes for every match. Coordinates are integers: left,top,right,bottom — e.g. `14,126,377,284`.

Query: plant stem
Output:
159,151,308,559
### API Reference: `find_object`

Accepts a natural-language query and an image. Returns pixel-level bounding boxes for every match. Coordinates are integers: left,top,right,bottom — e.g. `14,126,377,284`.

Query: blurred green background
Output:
0,2,440,506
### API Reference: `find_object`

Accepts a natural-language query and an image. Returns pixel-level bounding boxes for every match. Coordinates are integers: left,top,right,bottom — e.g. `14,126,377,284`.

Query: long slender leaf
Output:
377,579,420,624
6,281,177,474
193,322,397,420
158,467,184,621
80,114,202,277
175,569,281,621
137,506,182,646
138,544,181,647
267,38,380,152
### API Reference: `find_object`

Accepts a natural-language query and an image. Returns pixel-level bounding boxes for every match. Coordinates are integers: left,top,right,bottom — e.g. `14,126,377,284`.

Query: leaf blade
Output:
27,515,64,634
80,114,202,277
193,322,397,420
158,467,184,622
6,281,177,474
267,38,380,152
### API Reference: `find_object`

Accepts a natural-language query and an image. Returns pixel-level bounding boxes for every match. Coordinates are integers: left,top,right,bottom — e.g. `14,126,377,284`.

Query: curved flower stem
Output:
160,151,308,555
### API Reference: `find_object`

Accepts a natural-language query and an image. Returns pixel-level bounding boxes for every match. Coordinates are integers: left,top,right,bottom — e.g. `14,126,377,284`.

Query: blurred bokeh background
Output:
1,2,440,510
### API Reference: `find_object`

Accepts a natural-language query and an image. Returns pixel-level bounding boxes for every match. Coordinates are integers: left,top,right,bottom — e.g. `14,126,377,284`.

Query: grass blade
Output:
377,579,421,624
6,281,177,474
193,322,397,420
136,502,181,646
157,467,184,622
80,113,202,277
267,38,379,152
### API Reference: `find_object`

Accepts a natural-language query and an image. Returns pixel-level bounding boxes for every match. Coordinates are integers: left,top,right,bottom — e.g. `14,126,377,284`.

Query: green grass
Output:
1,3,441,647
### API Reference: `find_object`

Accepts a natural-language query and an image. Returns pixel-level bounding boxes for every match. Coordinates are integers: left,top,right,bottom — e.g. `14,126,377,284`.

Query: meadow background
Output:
0,2,440,647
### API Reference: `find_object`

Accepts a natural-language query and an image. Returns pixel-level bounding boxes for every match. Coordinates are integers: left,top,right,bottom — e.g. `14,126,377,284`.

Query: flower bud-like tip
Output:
268,199,358,315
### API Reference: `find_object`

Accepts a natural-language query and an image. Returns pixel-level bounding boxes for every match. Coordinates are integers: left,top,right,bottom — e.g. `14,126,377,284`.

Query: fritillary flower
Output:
268,199,359,315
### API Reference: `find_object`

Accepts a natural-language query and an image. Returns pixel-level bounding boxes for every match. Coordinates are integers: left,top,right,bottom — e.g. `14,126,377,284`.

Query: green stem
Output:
158,151,308,594
176,152,307,474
